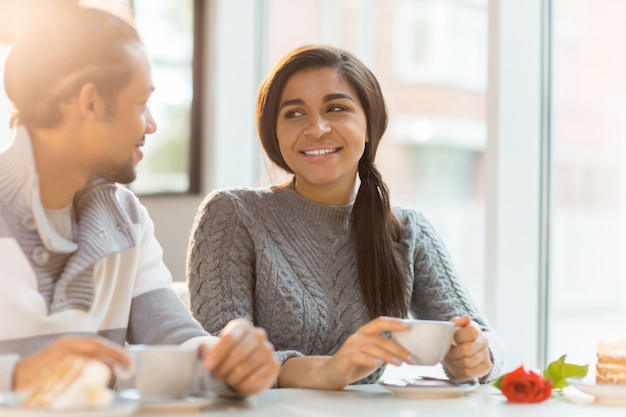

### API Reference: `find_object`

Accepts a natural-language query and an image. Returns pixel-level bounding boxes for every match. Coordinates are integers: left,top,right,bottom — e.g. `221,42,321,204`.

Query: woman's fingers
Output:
345,338,407,367
341,317,415,365
443,320,492,379
357,316,411,334
445,349,492,379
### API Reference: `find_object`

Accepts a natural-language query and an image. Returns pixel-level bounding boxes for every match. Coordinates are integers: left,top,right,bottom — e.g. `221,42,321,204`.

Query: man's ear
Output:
77,83,105,120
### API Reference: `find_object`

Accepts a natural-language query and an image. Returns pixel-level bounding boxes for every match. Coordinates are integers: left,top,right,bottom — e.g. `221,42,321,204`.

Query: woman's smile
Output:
301,147,341,157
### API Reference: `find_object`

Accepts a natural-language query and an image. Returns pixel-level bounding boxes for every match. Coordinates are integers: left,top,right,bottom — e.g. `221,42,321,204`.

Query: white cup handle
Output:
113,359,136,380
451,326,460,347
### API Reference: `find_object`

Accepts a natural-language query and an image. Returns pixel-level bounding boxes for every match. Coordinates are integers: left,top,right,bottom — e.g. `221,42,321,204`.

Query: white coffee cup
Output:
391,319,458,366
115,345,198,400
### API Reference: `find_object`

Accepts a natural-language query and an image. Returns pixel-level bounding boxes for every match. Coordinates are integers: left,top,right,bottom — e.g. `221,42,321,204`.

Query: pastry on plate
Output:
596,339,626,385
21,356,114,410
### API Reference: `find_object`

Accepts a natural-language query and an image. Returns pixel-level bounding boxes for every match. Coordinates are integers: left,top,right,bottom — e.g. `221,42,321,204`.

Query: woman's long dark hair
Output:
256,45,407,319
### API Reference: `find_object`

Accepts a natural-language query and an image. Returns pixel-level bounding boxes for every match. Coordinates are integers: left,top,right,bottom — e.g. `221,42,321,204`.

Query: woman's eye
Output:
328,105,345,112
284,110,303,118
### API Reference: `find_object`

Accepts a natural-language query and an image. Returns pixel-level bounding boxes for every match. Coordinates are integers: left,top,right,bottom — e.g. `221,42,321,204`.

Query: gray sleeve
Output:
407,212,506,383
127,288,207,345
0,354,19,391
186,192,256,335
186,192,308,367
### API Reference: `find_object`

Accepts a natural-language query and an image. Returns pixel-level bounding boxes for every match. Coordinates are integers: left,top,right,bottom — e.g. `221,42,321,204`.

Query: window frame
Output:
484,0,548,370
130,0,204,196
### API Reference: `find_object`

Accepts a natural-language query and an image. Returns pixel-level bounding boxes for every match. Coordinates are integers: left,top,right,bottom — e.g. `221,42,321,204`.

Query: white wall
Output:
140,196,202,281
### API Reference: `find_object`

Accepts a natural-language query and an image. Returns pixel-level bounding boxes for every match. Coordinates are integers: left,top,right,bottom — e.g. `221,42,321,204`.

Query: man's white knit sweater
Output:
0,126,226,394
187,181,506,384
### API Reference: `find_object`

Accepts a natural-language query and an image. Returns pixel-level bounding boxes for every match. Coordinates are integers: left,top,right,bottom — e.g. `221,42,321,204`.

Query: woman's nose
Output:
304,115,331,138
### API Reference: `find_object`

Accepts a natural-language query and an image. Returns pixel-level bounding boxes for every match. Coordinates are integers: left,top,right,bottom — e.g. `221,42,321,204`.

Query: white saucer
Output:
0,391,140,417
567,377,626,405
139,395,215,413
379,378,479,399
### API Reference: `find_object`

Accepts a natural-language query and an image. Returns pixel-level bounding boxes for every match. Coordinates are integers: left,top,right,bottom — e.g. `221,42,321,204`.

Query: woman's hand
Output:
199,318,279,396
279,316,413,390
442,316,492,380
13,336,129,391
324,316,413,388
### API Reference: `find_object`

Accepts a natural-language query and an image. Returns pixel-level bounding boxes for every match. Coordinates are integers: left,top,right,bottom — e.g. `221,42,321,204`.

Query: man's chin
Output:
101,170,137,185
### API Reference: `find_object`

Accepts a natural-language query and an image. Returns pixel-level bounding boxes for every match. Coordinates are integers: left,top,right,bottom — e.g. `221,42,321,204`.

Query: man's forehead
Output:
123,44,155,96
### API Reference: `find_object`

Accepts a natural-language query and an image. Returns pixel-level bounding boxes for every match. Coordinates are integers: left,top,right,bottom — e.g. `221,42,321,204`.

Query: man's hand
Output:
199,318,279,396
13,336,129,391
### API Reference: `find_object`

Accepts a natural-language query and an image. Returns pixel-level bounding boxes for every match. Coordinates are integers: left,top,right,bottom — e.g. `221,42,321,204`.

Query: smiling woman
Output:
186,44,505,391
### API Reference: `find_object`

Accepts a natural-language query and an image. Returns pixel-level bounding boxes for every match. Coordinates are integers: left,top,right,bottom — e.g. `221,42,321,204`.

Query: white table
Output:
137,383,626,417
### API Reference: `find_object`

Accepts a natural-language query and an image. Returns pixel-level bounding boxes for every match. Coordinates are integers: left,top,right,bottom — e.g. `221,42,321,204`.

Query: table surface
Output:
135,383,626,417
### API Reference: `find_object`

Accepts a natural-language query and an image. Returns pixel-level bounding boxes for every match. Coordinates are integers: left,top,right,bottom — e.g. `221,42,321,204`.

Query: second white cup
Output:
391,319,457,366
116,344,198,400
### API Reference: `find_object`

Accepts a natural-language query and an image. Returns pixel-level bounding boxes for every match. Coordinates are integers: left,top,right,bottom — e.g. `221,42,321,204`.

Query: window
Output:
0,0,202,195
549,0,626,368
393,0,487,91
131,0,201,195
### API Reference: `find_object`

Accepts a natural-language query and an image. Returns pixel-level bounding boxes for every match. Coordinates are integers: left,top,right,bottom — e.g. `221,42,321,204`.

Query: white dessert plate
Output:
139,395,216,413
0,390,141,417
379,377,479,399
567,377,626,405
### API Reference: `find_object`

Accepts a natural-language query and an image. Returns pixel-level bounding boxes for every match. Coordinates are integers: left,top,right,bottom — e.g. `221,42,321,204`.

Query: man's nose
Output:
145,107,157,134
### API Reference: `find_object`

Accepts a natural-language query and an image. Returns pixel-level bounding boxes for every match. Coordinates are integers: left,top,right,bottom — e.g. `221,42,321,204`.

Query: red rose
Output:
501,366,552,403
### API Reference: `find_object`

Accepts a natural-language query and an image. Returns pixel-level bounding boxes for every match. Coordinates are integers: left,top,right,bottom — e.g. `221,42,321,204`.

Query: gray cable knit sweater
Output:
187,181,505,384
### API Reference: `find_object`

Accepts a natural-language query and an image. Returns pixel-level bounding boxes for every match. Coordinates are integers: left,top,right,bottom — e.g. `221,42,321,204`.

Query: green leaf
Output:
543,355,588,389
492,374,505,391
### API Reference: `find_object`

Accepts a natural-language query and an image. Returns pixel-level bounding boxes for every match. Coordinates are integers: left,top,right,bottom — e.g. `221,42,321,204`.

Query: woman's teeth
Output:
303,148,338,156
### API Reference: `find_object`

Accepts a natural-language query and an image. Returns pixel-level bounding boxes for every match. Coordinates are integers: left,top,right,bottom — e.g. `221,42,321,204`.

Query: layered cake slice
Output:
596,339,626,385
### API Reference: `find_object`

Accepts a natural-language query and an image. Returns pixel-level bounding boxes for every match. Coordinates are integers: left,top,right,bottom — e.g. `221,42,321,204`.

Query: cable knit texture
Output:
0,126,138,313
0,126,230,395
187,181,506,384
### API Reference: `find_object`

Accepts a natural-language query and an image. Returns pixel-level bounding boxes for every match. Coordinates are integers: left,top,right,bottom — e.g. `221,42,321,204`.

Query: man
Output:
0,4,278,396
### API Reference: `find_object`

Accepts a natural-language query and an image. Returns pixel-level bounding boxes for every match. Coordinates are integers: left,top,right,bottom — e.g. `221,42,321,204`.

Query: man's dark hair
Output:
4,5,142,128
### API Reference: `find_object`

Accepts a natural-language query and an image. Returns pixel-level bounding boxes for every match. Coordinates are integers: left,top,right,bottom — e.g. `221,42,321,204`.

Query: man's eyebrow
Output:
279,93,355,110
137,84,155,97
